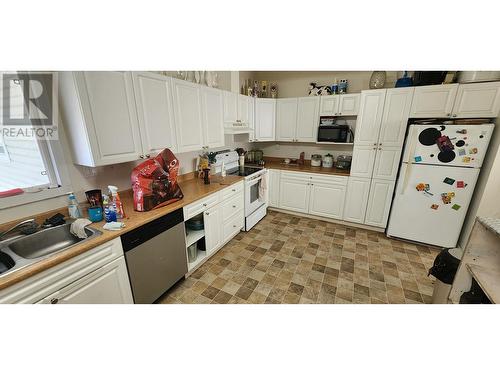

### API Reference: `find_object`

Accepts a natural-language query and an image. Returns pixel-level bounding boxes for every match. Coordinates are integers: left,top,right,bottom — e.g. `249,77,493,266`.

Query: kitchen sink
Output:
0,223,101,277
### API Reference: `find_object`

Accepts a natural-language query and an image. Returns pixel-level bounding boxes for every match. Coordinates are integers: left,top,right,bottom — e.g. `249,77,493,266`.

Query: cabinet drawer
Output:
221,181,244,200
223,211,244,244
280,171,311,181
183,193,220,220
222,192,244,221
309,173,348,186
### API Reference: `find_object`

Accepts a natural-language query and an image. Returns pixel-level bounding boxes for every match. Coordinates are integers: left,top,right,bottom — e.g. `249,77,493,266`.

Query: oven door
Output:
245,174,265,216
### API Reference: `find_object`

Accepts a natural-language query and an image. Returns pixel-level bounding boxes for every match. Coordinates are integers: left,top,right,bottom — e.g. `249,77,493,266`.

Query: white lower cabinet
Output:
343,177,371,224
37,256,132,304
308,181,346,219
364,179,396,228
204,205,223,255
268,169,281,207
279,173,311,213
0,238,133,304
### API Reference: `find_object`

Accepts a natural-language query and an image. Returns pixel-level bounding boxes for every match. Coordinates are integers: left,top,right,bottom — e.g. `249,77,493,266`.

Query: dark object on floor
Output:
429,248,460,284
460,279,492,304
413,71,448,86
43,213,66,228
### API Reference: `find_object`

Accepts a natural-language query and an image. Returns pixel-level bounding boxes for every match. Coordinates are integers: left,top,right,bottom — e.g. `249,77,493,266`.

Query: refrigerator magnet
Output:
457,181,465,188
431,204,439,210
443,177,455,185
458,149,466,156
416,183,426,191
469,148,478,154
462,156,471,163
423,190,434,197
456,129,467,134
414,156,422,162
452,204,461,211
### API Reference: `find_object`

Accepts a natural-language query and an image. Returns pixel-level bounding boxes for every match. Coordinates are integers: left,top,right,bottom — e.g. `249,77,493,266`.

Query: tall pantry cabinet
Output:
344,87,414,228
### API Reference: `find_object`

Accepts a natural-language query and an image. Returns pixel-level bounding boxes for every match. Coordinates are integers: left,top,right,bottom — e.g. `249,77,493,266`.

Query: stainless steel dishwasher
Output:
121,208,187,304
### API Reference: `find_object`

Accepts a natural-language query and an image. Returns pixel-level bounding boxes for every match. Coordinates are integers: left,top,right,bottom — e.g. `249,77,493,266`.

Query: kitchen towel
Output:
103,221,125,231
258,172,268,202
70,218,92,239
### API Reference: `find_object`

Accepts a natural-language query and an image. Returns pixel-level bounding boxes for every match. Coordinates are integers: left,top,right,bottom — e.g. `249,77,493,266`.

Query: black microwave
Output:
317,125,350,143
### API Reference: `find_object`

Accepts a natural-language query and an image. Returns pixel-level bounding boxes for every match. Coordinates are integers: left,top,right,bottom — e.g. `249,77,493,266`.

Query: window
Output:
0,72,70,208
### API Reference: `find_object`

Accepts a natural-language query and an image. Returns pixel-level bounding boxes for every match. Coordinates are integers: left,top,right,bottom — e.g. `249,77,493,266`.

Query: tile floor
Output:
158,211,440,304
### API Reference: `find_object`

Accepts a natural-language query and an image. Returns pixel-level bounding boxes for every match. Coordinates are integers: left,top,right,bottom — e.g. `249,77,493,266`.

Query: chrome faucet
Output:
0,219,39,240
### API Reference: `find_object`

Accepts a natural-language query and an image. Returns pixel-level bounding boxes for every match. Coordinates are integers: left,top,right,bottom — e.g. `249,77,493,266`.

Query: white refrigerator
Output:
387,123,494,248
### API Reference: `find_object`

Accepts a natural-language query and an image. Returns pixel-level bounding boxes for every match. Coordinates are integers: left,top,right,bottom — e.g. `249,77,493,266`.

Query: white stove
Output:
213,151,268,231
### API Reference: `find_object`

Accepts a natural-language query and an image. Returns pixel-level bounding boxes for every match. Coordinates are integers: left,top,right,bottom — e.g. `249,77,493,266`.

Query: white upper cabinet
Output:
276,98,298,141
132,72,177,156
60,72,143,166
319,95,340,116
354,89,386,146
377,87,414,147
338,94,360,116
238,94,252,125
223,91,238,124
201,86,225,149
371,146,402,181
172,79,205,153
410,84,458,118
255,99,276,141
319,94,359,116
343,177,371,224
296,97,320,142
451,81,500,118
364,179,395,228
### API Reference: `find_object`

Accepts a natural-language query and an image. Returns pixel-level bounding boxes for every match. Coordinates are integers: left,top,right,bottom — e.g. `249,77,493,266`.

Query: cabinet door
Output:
308,183,346,219
338,94,360,116
268,169,281,207
77,72,142,165
132,72,177,156
372,146,402,180
296,97,320,142
237,94,252,124
172,79,204,153
410,84,458,118
319,95,340,116
452,82,500,118
350,145,377,178
378,87,414,147
223,91,238,124
343,177,370,224
354,89,386,146
279,176,310,213
37,256,133,304
255,99,276,141
276,98,298,141
204,205,223,254
364,179,395,228
201,87,225,148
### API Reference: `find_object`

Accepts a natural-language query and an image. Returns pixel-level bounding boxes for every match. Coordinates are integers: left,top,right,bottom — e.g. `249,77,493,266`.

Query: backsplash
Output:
252,142,353,161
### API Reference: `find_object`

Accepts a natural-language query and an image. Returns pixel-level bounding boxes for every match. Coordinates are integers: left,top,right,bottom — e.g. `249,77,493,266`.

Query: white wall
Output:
244,71,401,98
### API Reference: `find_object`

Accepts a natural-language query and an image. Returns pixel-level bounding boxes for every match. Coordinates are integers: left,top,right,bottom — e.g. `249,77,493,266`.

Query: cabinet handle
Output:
338,112,342,115
145,154,150,158
373,147,376,150
447,113,451,117
50,298,59,304
373,143,377,146
232,205,237,208
139,154,145,159
379,143,382,146
233,224,237,228
232,189,236,192
378,148,381,150
203,203,207,207
452,114,457,117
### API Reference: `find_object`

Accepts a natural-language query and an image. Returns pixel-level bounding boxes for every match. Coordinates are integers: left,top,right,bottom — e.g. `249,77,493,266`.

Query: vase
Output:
369,71,386,89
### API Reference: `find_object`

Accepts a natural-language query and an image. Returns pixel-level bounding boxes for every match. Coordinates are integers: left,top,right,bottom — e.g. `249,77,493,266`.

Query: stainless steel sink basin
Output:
0,223,101,277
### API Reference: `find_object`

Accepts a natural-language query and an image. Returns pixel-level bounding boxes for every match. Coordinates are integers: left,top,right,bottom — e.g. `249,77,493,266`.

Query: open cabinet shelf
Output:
186,228,205,247
188,249,207,272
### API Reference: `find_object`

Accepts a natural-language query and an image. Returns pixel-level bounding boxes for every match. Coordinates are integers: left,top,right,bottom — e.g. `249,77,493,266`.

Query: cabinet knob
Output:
373,147,376,150
452,114,457,117
145,154,150,158
233,224,237,228
373,143,377,146
378,148,381,150
379,143,382,146
50,298,59,304
232,205,236,208
205,212,209,216
232,189,236,192
338,112,342,115
447,113,451,117
139,155,145,159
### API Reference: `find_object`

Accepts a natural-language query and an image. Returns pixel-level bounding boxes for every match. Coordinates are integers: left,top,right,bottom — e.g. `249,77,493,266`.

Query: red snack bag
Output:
131,149,184,211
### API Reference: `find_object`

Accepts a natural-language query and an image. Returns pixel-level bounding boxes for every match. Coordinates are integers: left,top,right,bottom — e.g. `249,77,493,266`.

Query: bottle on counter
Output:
108,185,125,219
103,194,117,223
67,192,82,219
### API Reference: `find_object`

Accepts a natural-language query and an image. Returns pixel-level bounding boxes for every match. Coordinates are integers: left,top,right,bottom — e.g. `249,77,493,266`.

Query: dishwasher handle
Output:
121,208,184,252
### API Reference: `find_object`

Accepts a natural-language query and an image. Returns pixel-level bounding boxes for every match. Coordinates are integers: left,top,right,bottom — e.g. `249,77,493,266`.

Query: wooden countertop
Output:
0,175,244,291
258,159,350,177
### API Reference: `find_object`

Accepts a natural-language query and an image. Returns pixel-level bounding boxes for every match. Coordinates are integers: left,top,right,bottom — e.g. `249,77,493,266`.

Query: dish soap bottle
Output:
103,194,117,223
108,185,125,220
67,192,82,219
